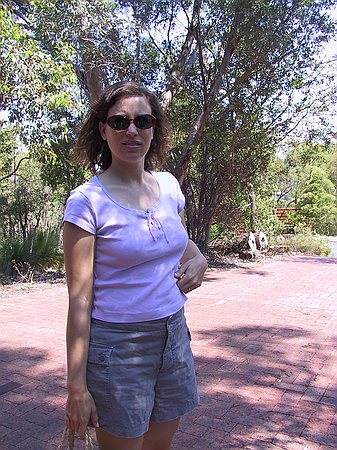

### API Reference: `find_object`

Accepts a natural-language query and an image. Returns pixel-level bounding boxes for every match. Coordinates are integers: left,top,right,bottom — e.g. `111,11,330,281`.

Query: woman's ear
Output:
99,121,107,140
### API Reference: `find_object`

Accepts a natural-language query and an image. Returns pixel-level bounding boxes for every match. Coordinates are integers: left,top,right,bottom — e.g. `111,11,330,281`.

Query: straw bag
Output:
58,426,94,449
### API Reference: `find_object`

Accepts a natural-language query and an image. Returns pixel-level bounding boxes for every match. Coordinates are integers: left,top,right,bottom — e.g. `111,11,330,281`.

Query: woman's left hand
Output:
175,253,208,294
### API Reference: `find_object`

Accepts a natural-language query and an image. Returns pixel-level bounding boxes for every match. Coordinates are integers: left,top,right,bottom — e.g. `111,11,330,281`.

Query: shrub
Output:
270,231,330,256
296,168,337,236
0,228,62,276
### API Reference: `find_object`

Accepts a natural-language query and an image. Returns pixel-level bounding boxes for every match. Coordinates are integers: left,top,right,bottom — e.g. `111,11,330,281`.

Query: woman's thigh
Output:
95,418,180,450
87,319,165,438
142,418,180,450
95,428,144,450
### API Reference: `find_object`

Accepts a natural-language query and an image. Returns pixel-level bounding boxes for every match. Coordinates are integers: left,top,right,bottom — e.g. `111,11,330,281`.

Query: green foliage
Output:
254,196,285,236
1,0,337,255
270,141,337,237
0,125,66,276
0,155,62,239
271,232,330,257
0,3,80,148
280,141,337,200
0,228,62,276
296,167,337,235
0,126,66,281
0,125,17,175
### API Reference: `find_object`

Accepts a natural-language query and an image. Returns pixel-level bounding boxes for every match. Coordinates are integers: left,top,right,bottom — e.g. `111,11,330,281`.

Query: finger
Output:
179,273,202,292
174,269,184,279
177,277,192,293
78,422,87,440
65,413,76,433
65,413,70,429
175,261,190,279
91,408,100,428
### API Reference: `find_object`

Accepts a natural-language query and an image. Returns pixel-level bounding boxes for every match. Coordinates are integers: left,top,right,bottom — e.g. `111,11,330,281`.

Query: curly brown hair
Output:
72,81,172,172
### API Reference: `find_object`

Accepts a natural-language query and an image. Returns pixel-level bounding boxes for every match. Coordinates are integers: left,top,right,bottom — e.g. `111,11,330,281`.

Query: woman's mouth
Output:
122,140,141,149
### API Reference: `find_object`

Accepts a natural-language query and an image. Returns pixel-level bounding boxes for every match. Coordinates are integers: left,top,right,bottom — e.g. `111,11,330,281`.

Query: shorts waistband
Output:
91,307,184,332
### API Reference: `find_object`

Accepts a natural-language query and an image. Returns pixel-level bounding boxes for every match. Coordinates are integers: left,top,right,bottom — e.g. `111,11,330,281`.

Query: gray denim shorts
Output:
87,307,199,438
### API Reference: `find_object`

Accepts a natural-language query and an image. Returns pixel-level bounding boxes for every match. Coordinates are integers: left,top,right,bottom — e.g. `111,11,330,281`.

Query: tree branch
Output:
174,12,240,184
160,0,201,111
0,156,30,183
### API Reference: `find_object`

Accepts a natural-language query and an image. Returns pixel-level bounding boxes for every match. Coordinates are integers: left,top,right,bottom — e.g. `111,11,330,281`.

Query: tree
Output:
0,2,80,150
163,0,337,250
273,140,337,206
296,167,337,235
0,124,18,180
2,0,337,253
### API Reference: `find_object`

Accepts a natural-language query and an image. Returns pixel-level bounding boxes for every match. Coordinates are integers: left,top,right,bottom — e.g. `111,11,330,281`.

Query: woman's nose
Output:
126,122,138,135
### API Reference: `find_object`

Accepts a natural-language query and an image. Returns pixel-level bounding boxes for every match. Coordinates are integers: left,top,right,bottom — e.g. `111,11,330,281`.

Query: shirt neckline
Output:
93,171,161,214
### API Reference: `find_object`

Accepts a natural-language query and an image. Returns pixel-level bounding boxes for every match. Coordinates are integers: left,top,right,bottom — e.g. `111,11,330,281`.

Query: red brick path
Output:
0,255,336,449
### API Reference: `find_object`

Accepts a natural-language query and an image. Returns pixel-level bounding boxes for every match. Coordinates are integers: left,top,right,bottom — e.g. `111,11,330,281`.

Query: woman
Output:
63,81,207,450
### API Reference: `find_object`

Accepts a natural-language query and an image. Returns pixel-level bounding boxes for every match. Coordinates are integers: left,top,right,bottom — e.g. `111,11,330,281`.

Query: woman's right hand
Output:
65,389,99,440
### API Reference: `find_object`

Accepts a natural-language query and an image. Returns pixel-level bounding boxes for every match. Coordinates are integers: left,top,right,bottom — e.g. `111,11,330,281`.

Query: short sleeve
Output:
63,190,96,235
169,172,185,213
176,180,185,213
153,171,186,213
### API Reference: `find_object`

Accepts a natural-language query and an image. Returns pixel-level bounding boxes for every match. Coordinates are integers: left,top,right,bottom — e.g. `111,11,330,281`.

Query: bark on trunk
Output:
174,19,239,185
77,0,107,103
160,0,201,111
248,183,257,232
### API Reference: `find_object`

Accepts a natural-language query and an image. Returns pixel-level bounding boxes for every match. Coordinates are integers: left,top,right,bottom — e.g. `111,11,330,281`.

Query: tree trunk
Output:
248,183,257,231
77,0,107,103
174,17,239,185
160,0,201,111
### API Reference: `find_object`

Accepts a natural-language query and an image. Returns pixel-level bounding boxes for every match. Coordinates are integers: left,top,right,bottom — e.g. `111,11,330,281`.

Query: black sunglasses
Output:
105,114,156,131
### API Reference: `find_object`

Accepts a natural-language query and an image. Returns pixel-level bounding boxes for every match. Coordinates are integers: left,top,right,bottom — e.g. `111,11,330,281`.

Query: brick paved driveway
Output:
0,255,336,449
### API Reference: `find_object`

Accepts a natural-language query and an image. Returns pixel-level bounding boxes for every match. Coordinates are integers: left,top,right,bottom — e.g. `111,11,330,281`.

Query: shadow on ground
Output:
0,347,98,449
173,325,337,449
292,256,337,265
1,324,336,449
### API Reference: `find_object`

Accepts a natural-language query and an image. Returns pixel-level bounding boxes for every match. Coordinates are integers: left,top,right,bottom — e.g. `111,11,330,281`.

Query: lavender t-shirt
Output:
63,171,188,323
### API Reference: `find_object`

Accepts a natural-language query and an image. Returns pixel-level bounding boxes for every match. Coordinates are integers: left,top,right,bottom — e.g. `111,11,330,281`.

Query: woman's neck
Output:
103,161,147,185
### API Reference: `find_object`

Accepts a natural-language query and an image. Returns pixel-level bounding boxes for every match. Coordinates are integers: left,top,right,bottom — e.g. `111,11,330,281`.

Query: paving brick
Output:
16,437,50,449
273,433,322,449
0,424,12,438
178,421,208,437
1,255,337,448
171,430,199,449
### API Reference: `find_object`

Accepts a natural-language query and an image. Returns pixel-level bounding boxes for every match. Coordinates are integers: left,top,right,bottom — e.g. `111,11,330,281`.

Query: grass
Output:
270,233,331,256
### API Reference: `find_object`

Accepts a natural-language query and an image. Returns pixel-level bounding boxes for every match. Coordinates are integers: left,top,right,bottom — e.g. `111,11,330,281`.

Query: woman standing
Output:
63,81,207,450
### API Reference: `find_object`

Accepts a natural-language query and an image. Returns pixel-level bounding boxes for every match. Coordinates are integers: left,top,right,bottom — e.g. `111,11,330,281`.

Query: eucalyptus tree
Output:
276,140,337,205
0,1,79,153
1,0,117,193
2,0,337,252
159,0,337,249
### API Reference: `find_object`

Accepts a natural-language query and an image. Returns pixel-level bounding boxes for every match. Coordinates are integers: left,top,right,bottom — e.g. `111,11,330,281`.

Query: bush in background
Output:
0,228,63,277
270,225,330,256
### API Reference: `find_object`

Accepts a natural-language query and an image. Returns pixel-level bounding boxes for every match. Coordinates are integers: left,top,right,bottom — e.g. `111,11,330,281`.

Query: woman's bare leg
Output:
95,427,144,450
142,418,180,450
95,417,180,450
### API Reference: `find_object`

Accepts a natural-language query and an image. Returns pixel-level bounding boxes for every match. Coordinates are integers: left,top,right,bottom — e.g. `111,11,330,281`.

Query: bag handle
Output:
58,426,94,450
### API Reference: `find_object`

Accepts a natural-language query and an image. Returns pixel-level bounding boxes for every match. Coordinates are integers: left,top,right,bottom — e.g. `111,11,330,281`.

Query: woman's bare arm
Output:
63,221,98,439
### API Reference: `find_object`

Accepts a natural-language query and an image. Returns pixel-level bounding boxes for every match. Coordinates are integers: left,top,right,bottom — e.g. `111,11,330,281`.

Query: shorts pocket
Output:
87,342,114,366
87,343,114,408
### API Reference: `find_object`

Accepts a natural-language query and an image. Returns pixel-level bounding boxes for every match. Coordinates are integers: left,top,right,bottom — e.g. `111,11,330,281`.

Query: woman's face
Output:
99,95,154,167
